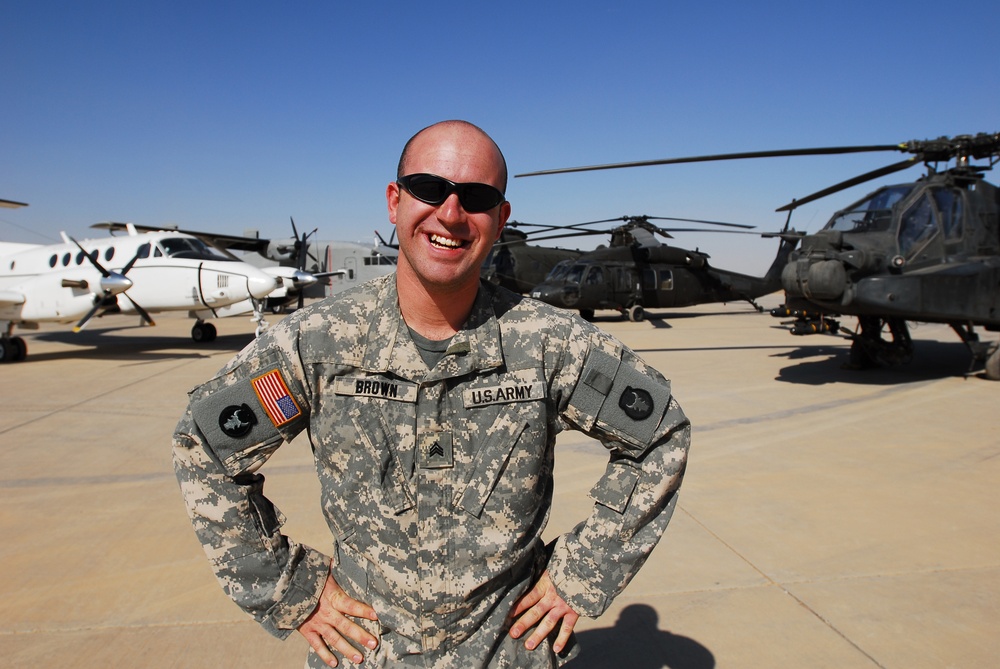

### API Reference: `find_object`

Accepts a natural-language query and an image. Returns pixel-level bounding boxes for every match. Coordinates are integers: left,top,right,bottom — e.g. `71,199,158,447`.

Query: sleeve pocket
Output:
588,459,640,514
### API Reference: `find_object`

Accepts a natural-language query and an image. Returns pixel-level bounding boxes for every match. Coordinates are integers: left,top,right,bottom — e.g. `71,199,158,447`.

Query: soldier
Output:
172,120,690,668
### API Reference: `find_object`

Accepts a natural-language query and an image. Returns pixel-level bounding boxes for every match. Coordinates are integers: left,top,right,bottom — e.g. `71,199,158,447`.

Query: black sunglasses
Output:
397,173,505,213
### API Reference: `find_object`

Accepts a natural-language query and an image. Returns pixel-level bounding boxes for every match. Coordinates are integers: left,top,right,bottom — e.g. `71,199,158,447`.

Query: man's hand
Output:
509,570,579,654
298,573,379,667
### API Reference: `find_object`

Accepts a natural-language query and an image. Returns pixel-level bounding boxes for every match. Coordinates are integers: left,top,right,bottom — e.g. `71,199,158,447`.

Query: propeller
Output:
68,237,155,331
515,132,1000,211
287,217,322,309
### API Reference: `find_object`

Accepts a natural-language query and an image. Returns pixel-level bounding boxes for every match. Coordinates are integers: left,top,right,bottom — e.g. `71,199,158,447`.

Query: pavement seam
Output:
680,505,888,669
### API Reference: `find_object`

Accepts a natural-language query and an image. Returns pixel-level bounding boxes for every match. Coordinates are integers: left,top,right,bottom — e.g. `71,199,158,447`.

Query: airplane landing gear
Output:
0,336,27,362
191,321,217,343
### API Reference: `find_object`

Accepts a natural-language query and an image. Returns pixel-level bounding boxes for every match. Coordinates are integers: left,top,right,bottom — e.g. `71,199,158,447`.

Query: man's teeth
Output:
430,234,463,248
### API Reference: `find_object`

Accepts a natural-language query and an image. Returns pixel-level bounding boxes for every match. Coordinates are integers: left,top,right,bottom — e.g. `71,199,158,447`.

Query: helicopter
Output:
520,215,796,321
518,132,1000,379
481,223,584,293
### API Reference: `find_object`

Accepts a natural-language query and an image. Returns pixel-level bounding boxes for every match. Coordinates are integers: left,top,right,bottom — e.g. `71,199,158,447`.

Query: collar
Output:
360,276,504,381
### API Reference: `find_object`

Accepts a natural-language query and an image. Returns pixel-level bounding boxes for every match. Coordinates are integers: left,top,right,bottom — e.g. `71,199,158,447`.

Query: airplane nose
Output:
248,272,279,299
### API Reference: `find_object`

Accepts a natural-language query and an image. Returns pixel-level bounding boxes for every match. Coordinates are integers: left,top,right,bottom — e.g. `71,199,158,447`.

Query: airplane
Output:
95,220,397,313
0,223,279,362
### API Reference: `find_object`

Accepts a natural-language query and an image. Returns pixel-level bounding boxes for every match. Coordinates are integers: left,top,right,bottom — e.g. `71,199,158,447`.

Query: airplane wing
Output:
0,290,26,306
91,222,269,253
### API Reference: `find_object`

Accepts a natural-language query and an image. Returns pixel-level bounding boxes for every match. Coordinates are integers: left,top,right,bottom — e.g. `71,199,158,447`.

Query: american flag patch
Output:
251,369,302,427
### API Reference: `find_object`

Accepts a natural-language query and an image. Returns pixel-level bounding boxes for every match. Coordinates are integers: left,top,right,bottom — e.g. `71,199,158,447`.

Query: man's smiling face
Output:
387,123,510,295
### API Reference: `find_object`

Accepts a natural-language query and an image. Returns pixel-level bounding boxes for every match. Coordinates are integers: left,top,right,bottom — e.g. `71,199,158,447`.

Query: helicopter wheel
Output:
847,316,912,369
627,304,645,322
579,309,595,321
985,343,1000,381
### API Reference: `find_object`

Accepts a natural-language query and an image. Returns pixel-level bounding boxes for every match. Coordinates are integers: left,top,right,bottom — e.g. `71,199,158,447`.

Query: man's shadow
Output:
564,604,714,669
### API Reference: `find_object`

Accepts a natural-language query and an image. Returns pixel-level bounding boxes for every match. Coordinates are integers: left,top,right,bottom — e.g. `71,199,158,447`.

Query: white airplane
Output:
94,219,396,313
0,223,279,362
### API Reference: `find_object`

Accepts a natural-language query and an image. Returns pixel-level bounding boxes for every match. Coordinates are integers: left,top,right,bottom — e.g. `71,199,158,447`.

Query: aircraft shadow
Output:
772,338,978,386
25,326,253,363
563,605,714,669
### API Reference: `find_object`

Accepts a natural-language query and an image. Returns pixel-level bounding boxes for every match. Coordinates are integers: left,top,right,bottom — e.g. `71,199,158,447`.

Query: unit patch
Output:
619,386,654,421
251,369,302,427
219,403,257,438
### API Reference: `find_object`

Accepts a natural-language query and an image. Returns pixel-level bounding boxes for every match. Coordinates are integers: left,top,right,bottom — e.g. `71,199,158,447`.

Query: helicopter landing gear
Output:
191,321,217,343
0,336,27,362
846,316,913,369
951,323,1000,380
626,304,645,322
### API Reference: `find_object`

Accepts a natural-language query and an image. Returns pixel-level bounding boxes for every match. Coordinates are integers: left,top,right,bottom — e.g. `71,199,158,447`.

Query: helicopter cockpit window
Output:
827,185,913,233
931,187,963,241
158,237,235,261
897,194,938,257
585,267,604,285
564,264,586,286
546,261,572,282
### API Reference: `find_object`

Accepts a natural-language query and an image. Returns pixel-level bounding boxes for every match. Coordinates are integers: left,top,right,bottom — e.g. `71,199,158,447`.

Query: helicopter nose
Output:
247,272,279,299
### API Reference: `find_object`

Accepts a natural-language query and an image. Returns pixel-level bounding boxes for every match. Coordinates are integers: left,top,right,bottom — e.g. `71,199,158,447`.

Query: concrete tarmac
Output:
1,295,997,668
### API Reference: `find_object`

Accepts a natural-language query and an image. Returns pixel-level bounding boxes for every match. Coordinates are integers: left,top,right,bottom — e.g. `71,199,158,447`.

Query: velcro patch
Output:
251,369,302,427
334,376,419,402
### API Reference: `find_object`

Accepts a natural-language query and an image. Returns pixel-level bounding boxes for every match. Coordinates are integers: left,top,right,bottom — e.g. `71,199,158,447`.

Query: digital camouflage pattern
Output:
173,274,690,667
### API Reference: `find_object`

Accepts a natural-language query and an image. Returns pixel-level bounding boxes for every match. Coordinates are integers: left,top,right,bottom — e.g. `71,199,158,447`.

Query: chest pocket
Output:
454,368,548,518
349,403,416,515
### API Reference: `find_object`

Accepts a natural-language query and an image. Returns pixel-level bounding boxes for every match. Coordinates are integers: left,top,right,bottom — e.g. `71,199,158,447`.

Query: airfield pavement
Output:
1,293,998,669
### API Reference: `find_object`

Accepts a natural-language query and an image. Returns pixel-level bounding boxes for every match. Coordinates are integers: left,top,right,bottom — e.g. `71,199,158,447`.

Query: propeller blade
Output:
122,293,156,326
515,144,903,177
645,215,755,230
68,236,111,277
73,301,104,332
776,157,919,211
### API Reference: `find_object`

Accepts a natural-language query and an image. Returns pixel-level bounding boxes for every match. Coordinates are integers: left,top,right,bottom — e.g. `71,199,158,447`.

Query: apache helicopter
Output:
518,215,795,321
518,132,1000,379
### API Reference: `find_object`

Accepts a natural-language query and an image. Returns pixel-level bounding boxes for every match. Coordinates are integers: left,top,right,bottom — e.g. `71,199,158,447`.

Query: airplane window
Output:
932,188,963,241
898,194,938,257
104,247,115,262
62,252,71,266
76,251,85,265
49,254,57,268
159,237,234,261
827,185,913,233
137,243,150,259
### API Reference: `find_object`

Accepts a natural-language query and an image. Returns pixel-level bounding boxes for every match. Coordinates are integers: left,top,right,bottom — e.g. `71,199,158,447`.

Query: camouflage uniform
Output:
173,274,690,668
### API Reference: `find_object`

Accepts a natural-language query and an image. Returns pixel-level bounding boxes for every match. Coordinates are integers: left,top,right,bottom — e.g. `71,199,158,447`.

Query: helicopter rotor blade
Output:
776,157,919,212
515,144,904,177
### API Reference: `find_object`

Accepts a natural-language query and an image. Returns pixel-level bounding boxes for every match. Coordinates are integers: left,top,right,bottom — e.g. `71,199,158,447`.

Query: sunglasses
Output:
397,173,505,213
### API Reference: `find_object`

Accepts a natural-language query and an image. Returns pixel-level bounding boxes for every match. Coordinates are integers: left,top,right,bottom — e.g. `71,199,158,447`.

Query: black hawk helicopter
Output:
516,215,796,321
481,223,585,293
518,132,1000,379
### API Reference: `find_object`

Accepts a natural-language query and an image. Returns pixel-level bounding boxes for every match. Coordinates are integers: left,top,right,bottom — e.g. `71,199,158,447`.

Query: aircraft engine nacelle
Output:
639,246,699,265
781,258,848,302
13,272,100,323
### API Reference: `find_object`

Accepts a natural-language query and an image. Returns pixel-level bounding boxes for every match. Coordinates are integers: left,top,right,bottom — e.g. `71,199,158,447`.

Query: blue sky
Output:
3,1,998,274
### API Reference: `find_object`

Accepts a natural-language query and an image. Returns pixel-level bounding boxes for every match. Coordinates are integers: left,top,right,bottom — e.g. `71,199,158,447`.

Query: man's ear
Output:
386,182,400,224
495,201,512,241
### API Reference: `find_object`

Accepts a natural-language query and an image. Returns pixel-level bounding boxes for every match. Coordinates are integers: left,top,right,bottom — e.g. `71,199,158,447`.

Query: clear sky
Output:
4,0,998,274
